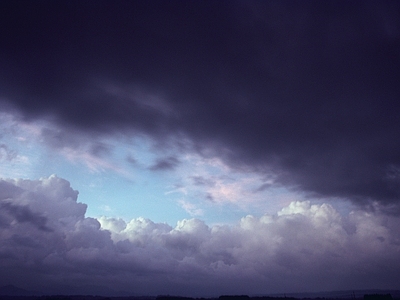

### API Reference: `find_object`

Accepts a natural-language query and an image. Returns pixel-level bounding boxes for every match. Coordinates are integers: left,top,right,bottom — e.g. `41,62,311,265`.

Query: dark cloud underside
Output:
1,1,400,205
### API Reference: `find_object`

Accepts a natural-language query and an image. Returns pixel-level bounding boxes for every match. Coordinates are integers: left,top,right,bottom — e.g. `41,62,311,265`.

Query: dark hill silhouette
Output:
0,286,399,300
0,284,36,296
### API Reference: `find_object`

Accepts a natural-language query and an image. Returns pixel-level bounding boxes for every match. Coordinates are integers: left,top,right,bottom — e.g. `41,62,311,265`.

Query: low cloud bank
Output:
1,175,400,296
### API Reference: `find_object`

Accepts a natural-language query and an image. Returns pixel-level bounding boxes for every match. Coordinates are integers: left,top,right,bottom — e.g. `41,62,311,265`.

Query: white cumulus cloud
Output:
0,175,400,296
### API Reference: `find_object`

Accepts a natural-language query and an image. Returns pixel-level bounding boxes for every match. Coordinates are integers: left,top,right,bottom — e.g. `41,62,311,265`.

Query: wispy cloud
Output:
149,156,180,171
177,199,204,217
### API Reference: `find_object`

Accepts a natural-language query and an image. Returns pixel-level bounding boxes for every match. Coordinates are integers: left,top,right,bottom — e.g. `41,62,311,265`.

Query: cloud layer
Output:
1,2,400,295
1,1,400,207
1,175,399,296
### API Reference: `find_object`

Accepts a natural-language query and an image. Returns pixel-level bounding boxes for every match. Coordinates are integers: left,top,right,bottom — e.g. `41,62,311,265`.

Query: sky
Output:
1,0,400,297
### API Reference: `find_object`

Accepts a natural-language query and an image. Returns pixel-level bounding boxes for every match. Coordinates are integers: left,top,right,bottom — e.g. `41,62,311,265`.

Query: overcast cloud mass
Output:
1,0,400,296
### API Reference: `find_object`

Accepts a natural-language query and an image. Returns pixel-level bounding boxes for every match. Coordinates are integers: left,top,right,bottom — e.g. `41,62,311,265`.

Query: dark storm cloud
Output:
1,1,400,206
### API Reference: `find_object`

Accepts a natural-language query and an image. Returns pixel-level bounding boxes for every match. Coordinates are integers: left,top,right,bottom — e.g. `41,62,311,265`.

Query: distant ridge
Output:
0,284,131,297
0,285,399,299
0,285,37,296
258,289,400,299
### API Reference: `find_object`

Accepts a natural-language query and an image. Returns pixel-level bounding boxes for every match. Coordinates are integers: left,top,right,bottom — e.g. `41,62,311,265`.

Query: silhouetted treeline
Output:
219,296,249,300
0,293,398,300
253,297,297,300
364,294,393,300
157,296,194,300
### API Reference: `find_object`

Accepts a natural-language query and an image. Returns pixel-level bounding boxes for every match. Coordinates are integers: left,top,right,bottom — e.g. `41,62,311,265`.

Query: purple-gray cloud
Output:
1,1,400,207
1,175,400,296
149,156,180,171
